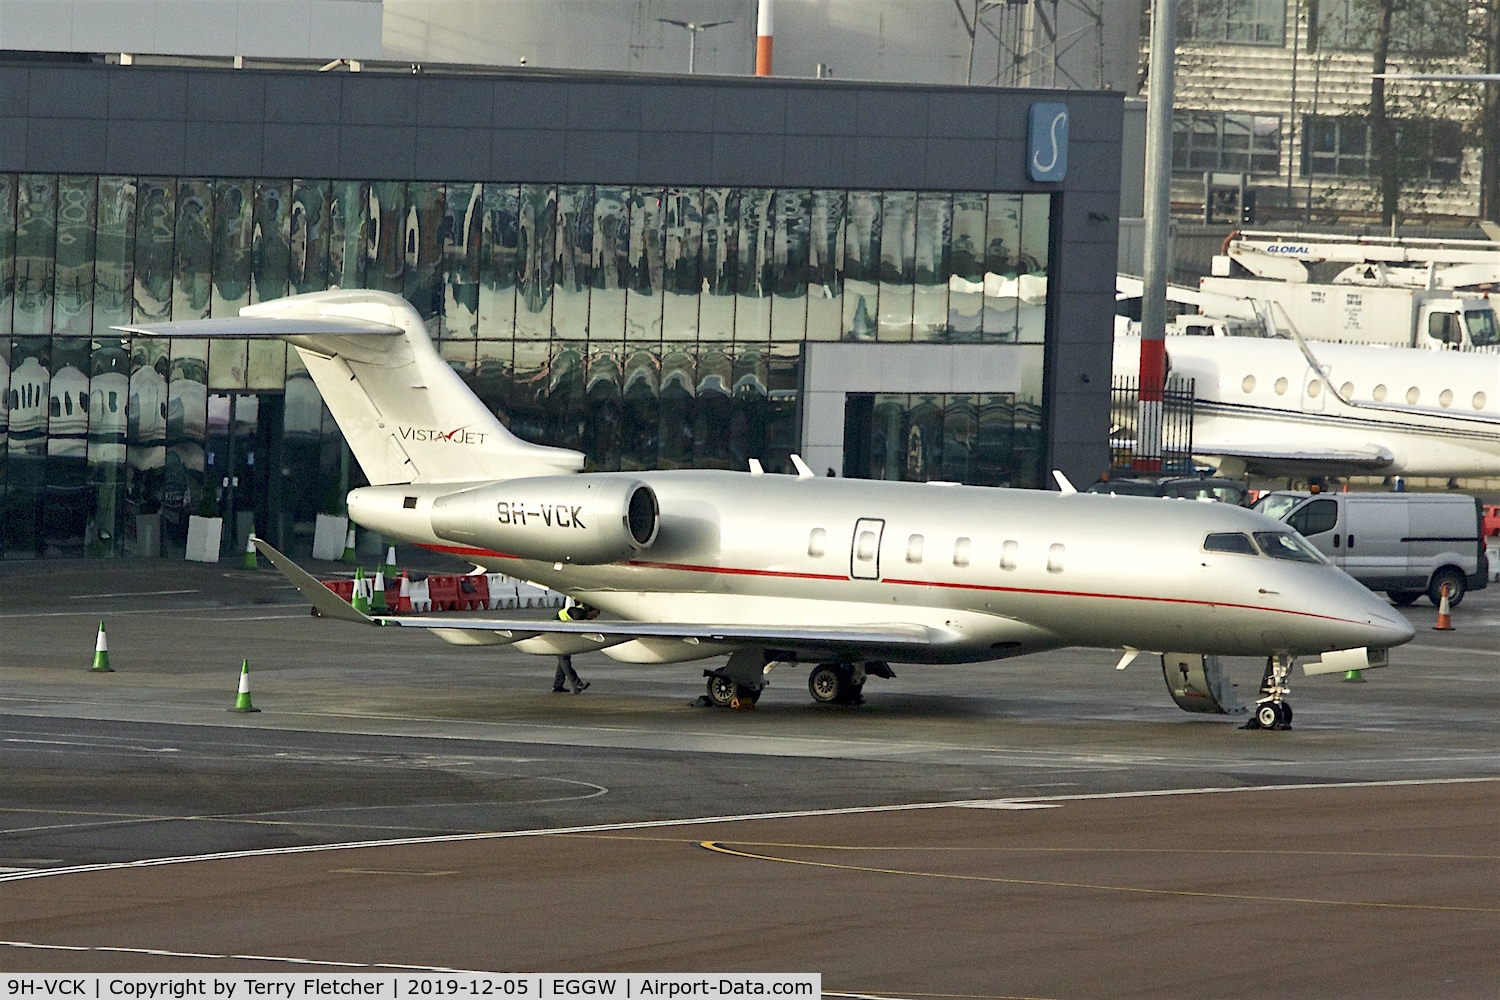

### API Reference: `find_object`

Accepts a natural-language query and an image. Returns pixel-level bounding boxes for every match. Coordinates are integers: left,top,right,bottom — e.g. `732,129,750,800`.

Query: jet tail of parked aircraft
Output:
117,290,584,485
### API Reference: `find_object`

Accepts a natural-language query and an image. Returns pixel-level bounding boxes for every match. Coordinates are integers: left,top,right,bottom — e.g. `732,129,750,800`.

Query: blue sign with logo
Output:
1028,102,1069,182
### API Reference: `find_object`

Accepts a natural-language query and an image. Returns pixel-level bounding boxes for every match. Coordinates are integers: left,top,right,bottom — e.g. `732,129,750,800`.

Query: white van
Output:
1259,492,1487,606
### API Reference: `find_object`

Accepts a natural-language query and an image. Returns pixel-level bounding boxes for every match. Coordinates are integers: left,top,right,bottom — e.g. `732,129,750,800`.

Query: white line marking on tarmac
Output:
1,776,1497,886
67,589,200,600
1406,644,1500,658
0,940,476,971
0,604,285,620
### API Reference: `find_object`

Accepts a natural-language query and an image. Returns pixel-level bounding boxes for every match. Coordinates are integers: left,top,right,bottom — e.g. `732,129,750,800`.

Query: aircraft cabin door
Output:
850,518,885,580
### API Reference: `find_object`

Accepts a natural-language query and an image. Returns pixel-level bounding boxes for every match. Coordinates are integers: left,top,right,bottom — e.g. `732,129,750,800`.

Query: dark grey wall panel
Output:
265,74,340,124
108,71,187,121
783,135,856,188
713,134,783,185
187,73,265,123
415,126,490,180
29,66,109,118
927,91,1002,139
341,124,415,178
494,80,568,128
418,78,494,129
343,76,418,126
785,88,859,136
492,128,564,179
855,136,925,188
264,122,337,176
106,119,186,174
28,118,106,172
185,122,263,176
713,87,786,135
923,138,996,190
856,90,927,137
639,86,712,132
0,118,25,171
563,130,639,182
637,132,712,185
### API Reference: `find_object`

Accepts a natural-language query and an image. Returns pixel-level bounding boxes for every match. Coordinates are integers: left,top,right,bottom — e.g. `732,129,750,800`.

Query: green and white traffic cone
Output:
243,532,259,570
381,545,398,578
371,568,388,612
341,527,358,564
351,567,371,613
91,621,113,672
231,659,260,713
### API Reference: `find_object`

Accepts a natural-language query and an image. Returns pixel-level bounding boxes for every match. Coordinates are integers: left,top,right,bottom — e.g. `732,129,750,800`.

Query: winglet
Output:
1115,647,1140,671
1052,470,1078,495
790,453,816,480
252,537,375,625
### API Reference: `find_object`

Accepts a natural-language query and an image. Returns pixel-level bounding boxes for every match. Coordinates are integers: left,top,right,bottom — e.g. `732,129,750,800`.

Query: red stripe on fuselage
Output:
418,543,1368,628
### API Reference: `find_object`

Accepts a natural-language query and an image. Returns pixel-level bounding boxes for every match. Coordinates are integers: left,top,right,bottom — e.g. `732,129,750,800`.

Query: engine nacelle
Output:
429,475,659,565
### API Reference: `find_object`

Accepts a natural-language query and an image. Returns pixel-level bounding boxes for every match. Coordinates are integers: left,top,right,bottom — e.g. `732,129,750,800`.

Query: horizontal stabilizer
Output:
252,537,372,625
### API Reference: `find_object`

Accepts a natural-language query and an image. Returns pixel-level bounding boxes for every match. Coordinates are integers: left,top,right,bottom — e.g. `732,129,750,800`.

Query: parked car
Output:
1258,491,1487,607
1482,504,1500,538
1087,476,1250,506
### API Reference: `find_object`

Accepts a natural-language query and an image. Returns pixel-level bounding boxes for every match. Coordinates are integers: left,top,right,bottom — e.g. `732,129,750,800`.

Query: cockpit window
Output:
1204,532,1258,555
1253,531,1327,564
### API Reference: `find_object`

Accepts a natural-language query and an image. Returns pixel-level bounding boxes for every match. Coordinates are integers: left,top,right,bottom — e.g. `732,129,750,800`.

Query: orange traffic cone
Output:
1433,584,1454,631
397,569,412,612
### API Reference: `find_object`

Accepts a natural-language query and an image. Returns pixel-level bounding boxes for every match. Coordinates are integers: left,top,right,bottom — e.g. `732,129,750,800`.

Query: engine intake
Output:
430,475,659,565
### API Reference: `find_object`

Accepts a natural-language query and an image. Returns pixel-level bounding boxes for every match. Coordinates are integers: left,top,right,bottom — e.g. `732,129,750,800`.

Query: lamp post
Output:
658,19,734,73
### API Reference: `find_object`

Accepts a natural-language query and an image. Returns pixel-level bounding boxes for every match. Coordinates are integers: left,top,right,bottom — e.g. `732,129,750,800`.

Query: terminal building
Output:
0,54,1122,559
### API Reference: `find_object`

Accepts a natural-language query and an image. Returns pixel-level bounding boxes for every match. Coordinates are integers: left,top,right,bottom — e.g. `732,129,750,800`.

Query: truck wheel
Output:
1428,569,1466,608
1388,591,1421,606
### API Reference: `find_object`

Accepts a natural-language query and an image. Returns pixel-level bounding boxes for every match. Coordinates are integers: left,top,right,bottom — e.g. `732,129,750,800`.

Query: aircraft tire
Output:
1255,702,1280,730
706,673,739,708
807,664,847,705
1388,590,1421,606
1280,702,1293,727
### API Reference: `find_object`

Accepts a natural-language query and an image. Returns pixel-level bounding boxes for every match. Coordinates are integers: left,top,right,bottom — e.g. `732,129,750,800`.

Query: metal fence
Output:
1110,376,1196,473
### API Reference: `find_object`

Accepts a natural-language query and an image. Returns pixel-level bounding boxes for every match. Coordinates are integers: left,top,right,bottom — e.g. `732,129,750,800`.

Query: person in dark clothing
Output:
551,601,600,693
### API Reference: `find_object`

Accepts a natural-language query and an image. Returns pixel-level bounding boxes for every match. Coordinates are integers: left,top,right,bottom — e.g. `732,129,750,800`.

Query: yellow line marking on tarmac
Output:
699,841,1500,914
568,833,1500,861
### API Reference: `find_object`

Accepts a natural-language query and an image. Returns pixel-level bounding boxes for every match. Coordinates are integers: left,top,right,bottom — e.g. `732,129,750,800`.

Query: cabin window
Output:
857,531,878,561
1439,389,1453,407
808,528,827,557
953,537,971,567
403,496,418,509
1241,375,1256,393
1307,379,1321,398
1274,377,1288,395
1475,391,1487,410
1203,532,1258,555
1000,540,1018,570
1407,386,1421,405
108,391,118,412
1339,382,1353,398
906,534,924,563
1047,543,1065,573
1373,383,1388,402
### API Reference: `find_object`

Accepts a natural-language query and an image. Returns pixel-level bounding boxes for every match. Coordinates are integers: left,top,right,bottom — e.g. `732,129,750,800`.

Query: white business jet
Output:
120,290,1413,729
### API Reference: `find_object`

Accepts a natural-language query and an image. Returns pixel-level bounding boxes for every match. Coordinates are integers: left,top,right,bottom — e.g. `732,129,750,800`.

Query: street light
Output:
659,18,734,74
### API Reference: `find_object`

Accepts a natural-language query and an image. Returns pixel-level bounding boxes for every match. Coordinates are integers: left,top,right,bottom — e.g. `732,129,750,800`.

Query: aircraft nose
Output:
1354,593,1416,649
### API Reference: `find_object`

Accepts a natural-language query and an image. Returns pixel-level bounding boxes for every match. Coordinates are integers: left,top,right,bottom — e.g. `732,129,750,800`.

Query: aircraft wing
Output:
1196,443,1396,474
252,538,935,652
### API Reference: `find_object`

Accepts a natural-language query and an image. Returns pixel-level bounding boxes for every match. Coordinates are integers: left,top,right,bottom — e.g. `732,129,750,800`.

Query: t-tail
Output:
116,290,582,484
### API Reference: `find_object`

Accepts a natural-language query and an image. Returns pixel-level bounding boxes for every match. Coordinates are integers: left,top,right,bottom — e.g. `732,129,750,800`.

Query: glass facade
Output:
0,176,1052,558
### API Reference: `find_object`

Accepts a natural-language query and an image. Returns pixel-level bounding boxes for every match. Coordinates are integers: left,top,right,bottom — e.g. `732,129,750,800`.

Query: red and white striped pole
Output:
755,0,773,76
1135,0,1176,473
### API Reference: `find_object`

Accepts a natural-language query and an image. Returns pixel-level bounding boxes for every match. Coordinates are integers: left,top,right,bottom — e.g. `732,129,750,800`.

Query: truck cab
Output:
1420,299,1500,351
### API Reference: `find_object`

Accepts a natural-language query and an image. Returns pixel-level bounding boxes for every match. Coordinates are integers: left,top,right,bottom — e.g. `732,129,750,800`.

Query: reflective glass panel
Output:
552,184,593,341
252,180,292,304
208,335,248,391
764,343,801,473
0,175,15,335
947,193,985,341
771,188,809,342
657,347,693,468
735,188,773,342
92,178,136,333
842,191,881,342
548,341,587,453
441,182,481,338
509,340,550,444
55,176,97,335
940,393,976,482
473,339,512,419
982,193,1021,342
127,336,168,473
694,347,733,468
1017,193,1051,344
589,186,629,344
328,180,367,290
9,335,50,459
662,187,701,342
698,187,737,342
166,337,208,555
878,191,916,342
620,347,659,471
479,183,518,338
913,192,951,342
172,179,213,323
87,335,128,556
133,179,175,325
14,175,57,335
626,187,666,343
47,336,90,461
367,181,407,296
247,340,286,390
439,337,476,377
805,189,844,342
290,180,331,295
730,345,769,470
584,344,622,471
516,183,555,339
403,181,443,334
212,179,252,316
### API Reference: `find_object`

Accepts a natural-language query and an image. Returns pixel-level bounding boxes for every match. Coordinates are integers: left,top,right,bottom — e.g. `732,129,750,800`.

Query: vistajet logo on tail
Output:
398,425,488,445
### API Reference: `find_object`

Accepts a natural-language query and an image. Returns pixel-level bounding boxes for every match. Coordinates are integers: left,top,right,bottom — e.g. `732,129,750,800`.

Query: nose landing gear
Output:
1242,654,1294,730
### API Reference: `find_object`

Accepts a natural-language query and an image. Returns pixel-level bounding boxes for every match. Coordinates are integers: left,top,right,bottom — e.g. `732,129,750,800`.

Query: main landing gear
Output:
1241,654,1294,730
807,661,894,706
699,658,896,708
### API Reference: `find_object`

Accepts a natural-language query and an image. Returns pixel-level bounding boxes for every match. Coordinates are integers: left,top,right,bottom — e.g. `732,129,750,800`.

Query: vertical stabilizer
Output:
119,290,584,485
